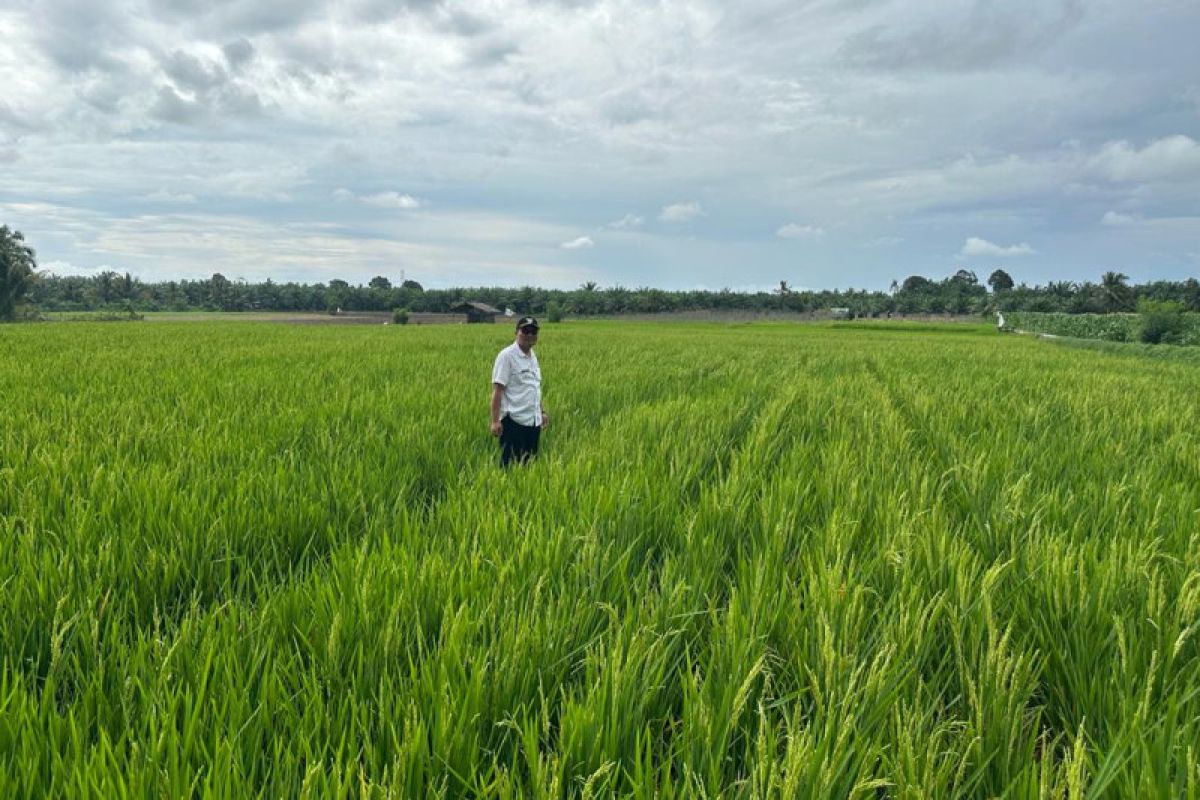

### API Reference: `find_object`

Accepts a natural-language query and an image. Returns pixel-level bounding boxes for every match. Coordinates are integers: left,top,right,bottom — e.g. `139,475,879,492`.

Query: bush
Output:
546,301,564,323
1138,299,1185,345
392,308,409,325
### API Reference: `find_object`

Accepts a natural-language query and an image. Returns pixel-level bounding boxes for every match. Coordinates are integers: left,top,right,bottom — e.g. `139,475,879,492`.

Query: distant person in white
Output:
490,316,549,467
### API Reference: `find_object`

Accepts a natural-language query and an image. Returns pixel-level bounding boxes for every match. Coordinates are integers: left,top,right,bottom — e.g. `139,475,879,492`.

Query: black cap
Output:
516,316,539,330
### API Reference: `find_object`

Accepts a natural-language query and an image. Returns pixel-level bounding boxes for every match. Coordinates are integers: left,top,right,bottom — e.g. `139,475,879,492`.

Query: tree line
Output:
22,269,1200,319
3,226,1198,321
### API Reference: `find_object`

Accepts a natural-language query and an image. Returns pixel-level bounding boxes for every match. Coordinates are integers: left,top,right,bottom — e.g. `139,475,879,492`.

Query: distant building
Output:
829,307,851,320
451,301,501,323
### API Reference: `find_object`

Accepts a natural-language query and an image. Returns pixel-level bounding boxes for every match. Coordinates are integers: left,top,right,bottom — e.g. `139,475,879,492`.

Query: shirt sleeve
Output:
492,350,510,386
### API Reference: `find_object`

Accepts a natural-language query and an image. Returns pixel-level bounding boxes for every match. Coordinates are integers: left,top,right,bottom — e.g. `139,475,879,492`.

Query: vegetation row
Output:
20,269,1200,320
1009,304,1200,345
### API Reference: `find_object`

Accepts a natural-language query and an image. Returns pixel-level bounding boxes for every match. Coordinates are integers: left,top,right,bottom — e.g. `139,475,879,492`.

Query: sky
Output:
1,0,1199,292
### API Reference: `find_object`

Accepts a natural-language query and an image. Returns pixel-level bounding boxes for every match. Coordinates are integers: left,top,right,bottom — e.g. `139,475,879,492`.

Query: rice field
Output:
1,320,1198,798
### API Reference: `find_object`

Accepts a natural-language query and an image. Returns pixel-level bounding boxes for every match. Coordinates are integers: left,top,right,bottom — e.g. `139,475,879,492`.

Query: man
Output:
490,316,549,467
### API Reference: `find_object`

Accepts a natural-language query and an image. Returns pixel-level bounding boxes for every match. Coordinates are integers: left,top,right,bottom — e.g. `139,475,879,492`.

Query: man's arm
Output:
490,383,505,437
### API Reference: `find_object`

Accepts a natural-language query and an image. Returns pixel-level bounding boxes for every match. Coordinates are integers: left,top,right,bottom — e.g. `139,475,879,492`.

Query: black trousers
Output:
500,415,541,467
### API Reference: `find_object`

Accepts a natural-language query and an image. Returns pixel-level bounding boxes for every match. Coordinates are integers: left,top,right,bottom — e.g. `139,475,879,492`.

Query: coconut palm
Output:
1100,271,1133,312
0,225,37,320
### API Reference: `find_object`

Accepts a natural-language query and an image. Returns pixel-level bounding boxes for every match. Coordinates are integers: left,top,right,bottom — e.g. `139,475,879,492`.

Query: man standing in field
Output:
490,316,549,467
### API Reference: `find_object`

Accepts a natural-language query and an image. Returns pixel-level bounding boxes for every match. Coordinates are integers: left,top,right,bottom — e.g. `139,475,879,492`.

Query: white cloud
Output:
608,213,644,229
331,188,355,202
560,235,594,250
1090,135,1200,183
853,153,1062,216
659,202,703,223
0,200,595,286
42,259,129,277
360,191,421,209
1101,211,1137,226
141,189,197,204
960,237,1035,257
776,223,825,239
1094,215,1200,235
41,259,85,276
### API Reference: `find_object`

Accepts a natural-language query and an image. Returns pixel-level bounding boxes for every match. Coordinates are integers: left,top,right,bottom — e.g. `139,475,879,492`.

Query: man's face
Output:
517,325,539,347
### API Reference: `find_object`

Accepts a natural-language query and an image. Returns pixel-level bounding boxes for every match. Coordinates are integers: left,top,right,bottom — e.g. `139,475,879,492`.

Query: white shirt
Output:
492,342,542,426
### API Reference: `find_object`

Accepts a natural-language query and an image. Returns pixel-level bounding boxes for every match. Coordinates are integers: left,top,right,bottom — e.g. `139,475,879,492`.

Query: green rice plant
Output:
1,320,1198,797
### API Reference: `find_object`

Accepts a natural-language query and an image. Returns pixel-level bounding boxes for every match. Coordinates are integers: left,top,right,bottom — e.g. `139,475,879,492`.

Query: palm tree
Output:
774,280,792,311
0,225,37,320
1100,271,1132,312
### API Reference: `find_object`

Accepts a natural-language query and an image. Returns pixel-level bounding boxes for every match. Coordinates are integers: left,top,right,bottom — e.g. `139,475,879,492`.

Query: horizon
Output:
2,1,1199,292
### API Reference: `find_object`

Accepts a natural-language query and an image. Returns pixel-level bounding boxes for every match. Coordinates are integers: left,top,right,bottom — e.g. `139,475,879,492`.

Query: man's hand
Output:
490,384,505,437
540,410,550,429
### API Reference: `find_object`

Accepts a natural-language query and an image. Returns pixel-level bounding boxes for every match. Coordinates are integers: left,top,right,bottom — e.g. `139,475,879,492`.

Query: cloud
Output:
149,67,265,126
560,235,594,250
960,237,1034,257
2,201,593,286
1094,214,1200,235
659,201,703,223
31,0,134,74
608,213,644,229
1101,211,1137,226
142,189,198,204
839,0,1085,72
41,259,119,277
776,223,825,239
222,38,255,69
360,191,422,209
151,85,205,124
1090,135,1200,183
164,50,227,91
0,100,37,135
7,0,1200,289
149,0,331,36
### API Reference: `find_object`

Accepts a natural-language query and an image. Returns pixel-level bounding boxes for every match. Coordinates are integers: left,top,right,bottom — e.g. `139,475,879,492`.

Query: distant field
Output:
40,309,988,325
41,310,395,324
1,321,1198,797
